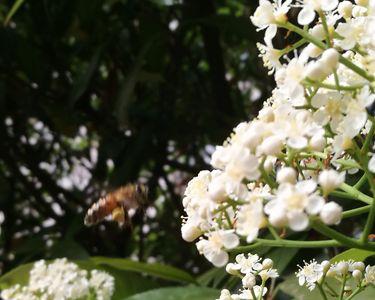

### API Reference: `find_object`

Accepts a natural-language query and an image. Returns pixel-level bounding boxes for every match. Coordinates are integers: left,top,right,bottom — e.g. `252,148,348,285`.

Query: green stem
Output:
342,205,371,219
280,22,374,82
280,38,307,55
317,283,328,300
339,274,347,300
346,286,364,300
360,166,375,244
311,220,375,250
339,56,374,82
229,238,341,254
339,183,372,205
354,174,367,190
304,80,363,91
250,287,257,300
268,224,281,240
360,121,375,155
258,280,266,300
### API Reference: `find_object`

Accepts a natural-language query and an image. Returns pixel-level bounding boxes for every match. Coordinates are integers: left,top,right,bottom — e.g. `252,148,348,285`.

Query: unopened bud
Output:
277,167,297,184
338,1,353,18
262,258,274,269
321,260,331,273
352,269,363,281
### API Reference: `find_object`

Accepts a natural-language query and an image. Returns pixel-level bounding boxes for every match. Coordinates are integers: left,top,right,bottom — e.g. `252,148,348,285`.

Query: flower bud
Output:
226,263,241,275
355,0,368,6
208,177,227,203
310,24,325,40
321,48,340,72
258,136,283,156
305,61,328,81
320,202,343,225
309,134,326,151
353,262,365,272
181,222,202,242
258,107,275,123
353,269,363,281
242,273,256,289
337,262,349,275
326,269,336,277
338,1,353,18
277,167,297,184
318,169,345,195
262,258,274,269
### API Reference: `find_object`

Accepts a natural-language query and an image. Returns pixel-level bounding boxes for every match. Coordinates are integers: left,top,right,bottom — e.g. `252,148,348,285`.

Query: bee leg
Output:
112,207,125,227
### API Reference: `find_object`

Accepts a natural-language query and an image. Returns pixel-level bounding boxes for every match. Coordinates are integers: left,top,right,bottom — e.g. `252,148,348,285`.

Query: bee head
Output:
135,184,148,205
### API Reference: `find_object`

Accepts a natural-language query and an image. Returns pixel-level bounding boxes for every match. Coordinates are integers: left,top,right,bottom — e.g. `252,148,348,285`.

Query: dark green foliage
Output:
0,0,272,275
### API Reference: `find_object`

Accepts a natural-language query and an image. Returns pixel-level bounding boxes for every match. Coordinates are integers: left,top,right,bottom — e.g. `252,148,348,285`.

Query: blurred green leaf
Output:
4,0,25,26
122,286,220,300
331,249,375,263
91,256,196,284
267,247,299,274
197,267,227,288
49,239,90,260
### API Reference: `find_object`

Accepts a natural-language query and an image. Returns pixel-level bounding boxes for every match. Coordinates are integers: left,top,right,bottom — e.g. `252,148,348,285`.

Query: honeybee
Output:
84,183,148,227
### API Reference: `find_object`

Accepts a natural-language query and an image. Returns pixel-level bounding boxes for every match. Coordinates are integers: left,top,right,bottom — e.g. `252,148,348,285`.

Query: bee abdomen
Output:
84,196,118,226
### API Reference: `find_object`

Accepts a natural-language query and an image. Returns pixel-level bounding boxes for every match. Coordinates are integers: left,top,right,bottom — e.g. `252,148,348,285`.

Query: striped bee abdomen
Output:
84,195,119,226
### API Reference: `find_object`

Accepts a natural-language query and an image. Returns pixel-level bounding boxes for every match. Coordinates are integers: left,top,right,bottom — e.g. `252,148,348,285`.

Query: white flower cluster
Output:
181,0,375,267
217,253,278,300
297,259,375,295
1,258,115,300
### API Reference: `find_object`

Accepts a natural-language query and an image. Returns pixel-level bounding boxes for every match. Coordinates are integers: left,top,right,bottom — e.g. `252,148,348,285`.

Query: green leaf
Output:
0,262,33,288
266,246,299,274
331,249,375,263
274,274,323,300
91,257,196,284
122,287,220,300
197,267,228,288
4,0,25,26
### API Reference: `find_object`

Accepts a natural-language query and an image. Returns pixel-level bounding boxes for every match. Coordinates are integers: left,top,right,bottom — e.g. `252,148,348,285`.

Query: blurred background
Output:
0,0,276,277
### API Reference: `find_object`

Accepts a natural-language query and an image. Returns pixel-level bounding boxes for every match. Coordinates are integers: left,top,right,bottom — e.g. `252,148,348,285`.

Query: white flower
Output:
196,230,239,267
89,270,115,300
320,201,343,225
257,43,282,74
235,253,263,274
265,180,325,231
296,260,324,290
364,265,375,285
298,0,339,25
236,200,266,242
238,285,268,300
181,221,202,242
276,167,297,184
338,1,353,18
217,289,235,300
318,169,345,195
336,18,364,50
251,0,291,45
259,268,279,281
242,273,256,288
1,259,115,300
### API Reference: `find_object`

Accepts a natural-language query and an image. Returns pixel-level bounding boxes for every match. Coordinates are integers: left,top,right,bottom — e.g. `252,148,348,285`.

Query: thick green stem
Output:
342,205,371,219
317,283,328,300
339,274,347,300
311,220,375,250
339,183,372,205
354,174,367,190
345,286,364,300
229,238,341,254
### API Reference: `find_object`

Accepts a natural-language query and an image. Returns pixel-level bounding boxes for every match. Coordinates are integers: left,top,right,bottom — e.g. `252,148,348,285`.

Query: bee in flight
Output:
84,183,148,228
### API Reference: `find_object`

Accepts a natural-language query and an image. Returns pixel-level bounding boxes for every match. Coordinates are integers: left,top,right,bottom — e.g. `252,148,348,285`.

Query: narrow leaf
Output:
4,0,25,26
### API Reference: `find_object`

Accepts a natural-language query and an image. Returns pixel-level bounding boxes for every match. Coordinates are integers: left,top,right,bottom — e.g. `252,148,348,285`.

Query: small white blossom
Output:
320,201,343,225
296,260,324,290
